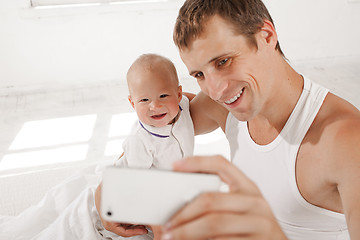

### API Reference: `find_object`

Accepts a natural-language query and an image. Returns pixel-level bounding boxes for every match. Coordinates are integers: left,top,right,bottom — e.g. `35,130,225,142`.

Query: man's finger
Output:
162,213,272,240
173,155,260,195
167,192,270,230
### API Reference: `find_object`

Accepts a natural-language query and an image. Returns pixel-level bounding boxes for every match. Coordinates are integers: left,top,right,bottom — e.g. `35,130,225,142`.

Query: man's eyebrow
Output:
208,54,227,64
189,70,198,76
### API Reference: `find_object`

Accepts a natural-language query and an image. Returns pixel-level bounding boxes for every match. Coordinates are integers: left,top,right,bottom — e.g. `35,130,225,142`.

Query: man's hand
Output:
160,155,288,240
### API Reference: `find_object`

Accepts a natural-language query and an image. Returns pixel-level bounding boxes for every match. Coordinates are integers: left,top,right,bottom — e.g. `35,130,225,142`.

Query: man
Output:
96,0,359,239
159,0,360,239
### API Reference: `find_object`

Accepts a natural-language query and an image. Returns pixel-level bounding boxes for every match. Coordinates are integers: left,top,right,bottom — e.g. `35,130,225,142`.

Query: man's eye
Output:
194,72,204,78
218,58,230,67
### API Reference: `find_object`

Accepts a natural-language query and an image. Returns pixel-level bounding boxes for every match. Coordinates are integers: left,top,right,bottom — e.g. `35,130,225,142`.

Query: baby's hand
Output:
149,225,163,240
103,222,148,237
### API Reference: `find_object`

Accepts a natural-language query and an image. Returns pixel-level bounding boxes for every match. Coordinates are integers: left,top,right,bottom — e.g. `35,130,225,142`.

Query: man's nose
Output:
205,74,228,101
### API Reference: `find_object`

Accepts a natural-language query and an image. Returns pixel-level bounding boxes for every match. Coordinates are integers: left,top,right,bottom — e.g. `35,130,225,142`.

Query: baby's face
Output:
128,68,182,128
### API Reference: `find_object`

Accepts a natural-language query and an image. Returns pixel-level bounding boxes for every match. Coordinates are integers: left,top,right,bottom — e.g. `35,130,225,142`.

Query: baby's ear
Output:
177,85,183,101
128,96,135,109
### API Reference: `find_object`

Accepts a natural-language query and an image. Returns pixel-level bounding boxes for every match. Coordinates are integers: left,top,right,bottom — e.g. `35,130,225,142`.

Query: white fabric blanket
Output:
0,164,153,240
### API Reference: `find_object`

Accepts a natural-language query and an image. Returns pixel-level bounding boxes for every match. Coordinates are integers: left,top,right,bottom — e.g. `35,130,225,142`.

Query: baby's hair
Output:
127,53,179,87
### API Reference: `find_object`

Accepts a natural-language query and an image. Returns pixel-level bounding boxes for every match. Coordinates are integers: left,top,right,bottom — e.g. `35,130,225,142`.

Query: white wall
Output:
0,1,186,91
0,0,359,91
265,0,360,61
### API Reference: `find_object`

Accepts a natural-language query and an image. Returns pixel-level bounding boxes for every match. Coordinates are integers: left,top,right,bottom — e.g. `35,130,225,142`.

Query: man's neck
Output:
248,60,304,145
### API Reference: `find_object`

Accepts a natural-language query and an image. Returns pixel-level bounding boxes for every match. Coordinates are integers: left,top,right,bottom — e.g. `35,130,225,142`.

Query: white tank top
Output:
225,76,349,239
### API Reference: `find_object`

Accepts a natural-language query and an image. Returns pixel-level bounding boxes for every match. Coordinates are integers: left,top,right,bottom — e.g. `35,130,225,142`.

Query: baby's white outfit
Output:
97,96,194,239
115,95,194,170
226,76,349,239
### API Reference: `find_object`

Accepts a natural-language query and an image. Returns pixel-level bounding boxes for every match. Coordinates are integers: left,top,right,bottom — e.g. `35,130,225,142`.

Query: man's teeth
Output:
225,90,243,104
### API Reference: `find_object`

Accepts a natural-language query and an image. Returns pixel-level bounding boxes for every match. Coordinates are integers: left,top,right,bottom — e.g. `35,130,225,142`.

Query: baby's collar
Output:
139,121,171,138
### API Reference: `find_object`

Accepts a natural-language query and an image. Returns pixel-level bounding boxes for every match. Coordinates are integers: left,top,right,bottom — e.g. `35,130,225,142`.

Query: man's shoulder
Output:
307,92,360,171
313,92,360,136
322,95,360,157
297,92,360,197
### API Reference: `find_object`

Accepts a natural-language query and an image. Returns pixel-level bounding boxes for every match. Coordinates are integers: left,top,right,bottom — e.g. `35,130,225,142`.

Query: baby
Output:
115,53,194,169
95,54,195,239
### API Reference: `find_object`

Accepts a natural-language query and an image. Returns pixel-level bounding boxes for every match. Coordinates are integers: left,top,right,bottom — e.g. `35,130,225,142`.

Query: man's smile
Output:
224,88,244,105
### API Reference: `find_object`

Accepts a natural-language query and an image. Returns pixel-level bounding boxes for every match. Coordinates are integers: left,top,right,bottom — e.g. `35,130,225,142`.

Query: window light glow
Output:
9,115,97,150
104,139,125,156
108,112,137,138
0,145,89,171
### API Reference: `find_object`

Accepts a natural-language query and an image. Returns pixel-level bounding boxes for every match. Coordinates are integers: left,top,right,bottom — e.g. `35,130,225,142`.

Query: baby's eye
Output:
140,98,149,102
160,94,169,98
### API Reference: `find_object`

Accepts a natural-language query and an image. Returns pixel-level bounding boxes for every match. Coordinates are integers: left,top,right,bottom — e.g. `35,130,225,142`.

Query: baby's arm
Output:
95,151,149,236
94,136,154,236
120,135,153,168
94,183,148,237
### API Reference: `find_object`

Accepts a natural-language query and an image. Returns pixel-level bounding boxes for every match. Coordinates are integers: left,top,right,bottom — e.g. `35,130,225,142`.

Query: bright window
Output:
31,0,173,7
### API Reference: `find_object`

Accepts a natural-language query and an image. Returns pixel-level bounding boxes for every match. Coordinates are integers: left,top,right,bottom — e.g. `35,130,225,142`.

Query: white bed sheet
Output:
0,163,153,240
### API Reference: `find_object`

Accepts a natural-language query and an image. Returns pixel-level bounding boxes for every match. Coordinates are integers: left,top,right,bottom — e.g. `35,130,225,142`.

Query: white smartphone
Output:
101,167,222,225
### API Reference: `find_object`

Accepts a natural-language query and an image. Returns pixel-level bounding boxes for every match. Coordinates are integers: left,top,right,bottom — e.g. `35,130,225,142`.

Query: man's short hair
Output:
173,0,284,56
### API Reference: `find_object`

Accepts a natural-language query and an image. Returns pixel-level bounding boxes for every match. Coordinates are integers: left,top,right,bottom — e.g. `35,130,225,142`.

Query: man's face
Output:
180,15,274,121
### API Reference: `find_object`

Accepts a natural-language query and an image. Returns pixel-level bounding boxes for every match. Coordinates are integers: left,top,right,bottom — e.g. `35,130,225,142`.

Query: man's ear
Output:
128,95,135,109
177,85,183,102
258,20,278,50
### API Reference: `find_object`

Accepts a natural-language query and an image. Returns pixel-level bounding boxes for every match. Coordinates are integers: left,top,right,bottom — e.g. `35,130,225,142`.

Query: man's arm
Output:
190,91,229,135
333,118,360,239
182,92,196,101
